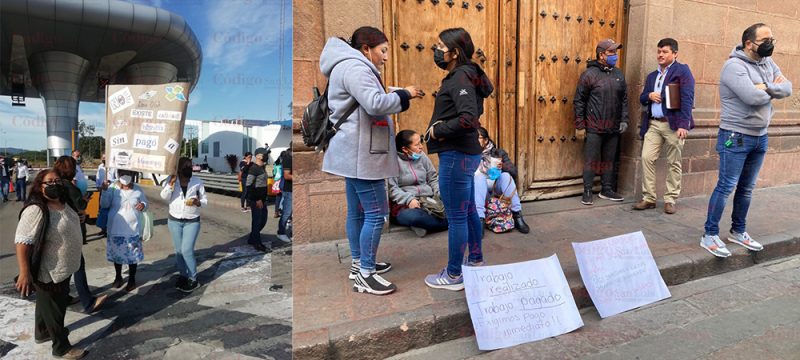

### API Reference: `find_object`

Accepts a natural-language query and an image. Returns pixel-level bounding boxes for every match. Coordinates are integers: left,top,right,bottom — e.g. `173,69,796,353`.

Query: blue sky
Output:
0,0,292,151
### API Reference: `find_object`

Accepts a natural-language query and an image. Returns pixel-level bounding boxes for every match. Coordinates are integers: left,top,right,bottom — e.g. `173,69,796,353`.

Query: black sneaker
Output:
353,272,396,295
581,190,594,205
599,191,624,202
512,211,530,234
178,279,200,293
348,262,392,280
175,276,187,289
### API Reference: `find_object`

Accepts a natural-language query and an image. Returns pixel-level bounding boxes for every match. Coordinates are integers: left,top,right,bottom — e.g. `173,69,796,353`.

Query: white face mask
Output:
119,175,132,186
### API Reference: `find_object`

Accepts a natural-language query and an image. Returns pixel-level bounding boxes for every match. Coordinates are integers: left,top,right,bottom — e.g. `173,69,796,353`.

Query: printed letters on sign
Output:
109,87,135,114
131,153,166,172
157,110,182,121
130,109,154,119
110,133,128,147
164,138,180,154
133,134,159,150
110,149,133,169
141,123,167,133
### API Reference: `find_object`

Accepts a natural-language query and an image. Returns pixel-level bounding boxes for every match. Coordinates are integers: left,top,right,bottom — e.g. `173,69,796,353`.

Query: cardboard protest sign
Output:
572,231,671,318
105,83,189,175
463,255,584,350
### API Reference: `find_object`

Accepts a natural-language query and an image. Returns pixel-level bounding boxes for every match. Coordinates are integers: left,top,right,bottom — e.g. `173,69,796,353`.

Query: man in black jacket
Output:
0,156,11,202
574,38,629,205
246,148,270,253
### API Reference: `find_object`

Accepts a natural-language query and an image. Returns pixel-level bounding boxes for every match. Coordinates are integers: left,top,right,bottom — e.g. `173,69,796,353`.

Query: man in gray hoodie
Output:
701,23,792,258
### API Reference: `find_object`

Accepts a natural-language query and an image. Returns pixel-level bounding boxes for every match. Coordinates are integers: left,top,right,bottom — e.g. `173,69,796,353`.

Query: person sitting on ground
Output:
388,130,448,238
100,170,148,291
14,169,88,359
475,127,530,234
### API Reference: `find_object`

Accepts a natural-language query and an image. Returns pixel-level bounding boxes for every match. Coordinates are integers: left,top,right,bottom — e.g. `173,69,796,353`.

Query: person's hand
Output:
404,86,424,99
255,200,264,209
575,128,586,139
15,272,33,297
676,128,689,140
101,181,110,191
649,92,662,103
78,211,86,223
135,202,145,212
191,198,201,207
775,76,786,84
755,83,768,90
169,175,177,186
408,199,421,209
619,122,629,133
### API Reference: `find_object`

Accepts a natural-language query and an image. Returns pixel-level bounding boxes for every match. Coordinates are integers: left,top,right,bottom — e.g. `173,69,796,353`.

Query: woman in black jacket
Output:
423,28,493,291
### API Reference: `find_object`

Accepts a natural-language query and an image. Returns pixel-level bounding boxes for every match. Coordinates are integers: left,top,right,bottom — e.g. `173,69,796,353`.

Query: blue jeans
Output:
395,208,449,232
248,199,268,246
16,178,26,201
345,177,389,273
278,191,292,235
439,151,482,277
1,177,9,199
168,219,201,281
704,129,768,236
474,172,522,218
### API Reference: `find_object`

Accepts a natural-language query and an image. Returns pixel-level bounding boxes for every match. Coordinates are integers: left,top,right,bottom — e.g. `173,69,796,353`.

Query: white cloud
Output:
204,0,291,71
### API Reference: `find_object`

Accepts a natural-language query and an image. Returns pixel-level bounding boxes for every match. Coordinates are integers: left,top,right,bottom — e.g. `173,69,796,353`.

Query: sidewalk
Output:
293,185,800,360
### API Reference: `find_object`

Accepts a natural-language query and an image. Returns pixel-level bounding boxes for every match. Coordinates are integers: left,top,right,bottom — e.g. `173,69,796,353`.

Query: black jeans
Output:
248,199,268,246
34,279,72,356
583,132,619,192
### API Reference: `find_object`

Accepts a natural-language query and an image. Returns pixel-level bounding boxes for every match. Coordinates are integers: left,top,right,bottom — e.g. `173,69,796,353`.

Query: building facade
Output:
294,0,800,244
187,119,291,173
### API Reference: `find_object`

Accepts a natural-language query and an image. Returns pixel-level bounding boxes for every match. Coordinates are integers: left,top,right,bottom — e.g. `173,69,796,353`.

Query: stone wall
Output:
294,0,800,244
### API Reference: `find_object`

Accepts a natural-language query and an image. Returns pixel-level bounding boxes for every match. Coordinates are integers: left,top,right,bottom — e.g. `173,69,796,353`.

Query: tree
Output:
78,136,105,160
78,119,95,137
180,138,198,158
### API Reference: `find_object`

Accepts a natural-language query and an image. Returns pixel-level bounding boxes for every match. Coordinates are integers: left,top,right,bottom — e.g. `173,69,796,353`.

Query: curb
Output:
292,230,800,360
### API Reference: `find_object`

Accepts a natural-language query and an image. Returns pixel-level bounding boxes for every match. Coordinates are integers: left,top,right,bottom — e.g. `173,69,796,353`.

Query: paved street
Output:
389,254,800,360
0,185,292,359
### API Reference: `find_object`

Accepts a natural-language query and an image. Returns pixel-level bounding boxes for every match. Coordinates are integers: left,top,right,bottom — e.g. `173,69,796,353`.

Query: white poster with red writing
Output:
463,254,583,350
573,231,671,318
105,83,189,174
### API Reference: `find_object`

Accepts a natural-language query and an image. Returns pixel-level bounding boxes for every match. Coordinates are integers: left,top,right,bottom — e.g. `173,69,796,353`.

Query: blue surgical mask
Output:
605,54,618,67
487,167,502,181
410,152,423,161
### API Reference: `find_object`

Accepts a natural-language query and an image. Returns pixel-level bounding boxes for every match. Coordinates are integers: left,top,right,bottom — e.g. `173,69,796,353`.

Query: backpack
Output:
301,85,359,150
484,182,516,233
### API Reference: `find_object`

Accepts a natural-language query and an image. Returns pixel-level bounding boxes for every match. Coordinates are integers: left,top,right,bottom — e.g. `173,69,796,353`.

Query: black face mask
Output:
43,183,64,200
756,40,775,58
433,49,450,70
180,167,193,178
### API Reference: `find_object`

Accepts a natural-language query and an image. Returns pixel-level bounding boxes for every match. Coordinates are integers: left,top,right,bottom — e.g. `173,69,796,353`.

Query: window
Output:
213,141,220,157
201,141,208,154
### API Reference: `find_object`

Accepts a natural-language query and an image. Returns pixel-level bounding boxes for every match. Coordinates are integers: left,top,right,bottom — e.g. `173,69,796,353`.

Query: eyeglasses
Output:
754,38,776,45
43,179,61,185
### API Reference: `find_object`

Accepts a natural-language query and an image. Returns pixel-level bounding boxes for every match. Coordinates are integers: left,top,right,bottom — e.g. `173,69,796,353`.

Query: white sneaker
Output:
700,234,732,258
727,231,763,251
276,234,291,243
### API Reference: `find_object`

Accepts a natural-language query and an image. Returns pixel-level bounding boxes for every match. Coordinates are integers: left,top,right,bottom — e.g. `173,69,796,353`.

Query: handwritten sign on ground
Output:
572,231,671,318
105,83,189,175
463,254,584,350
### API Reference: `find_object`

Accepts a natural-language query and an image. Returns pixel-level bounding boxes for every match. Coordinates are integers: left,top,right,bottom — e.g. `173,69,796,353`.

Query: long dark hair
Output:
349,26,388,51
439,28,475,67
53,155,76,181
395,130,418,152
477,127,491,143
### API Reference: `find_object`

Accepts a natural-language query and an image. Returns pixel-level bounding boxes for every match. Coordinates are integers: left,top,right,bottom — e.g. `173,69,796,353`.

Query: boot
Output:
512,211,530,234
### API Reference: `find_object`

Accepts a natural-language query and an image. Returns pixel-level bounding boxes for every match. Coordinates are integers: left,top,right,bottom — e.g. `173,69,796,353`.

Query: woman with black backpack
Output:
320,26,423,295
423,28,494,291
14,169,87,359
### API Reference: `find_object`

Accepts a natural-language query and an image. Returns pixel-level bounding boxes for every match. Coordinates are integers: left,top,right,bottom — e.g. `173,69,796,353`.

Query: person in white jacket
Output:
160,157,207,293
100,170,147,291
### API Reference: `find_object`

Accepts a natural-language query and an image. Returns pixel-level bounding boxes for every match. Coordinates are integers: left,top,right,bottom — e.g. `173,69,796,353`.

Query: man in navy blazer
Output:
633,38,695,214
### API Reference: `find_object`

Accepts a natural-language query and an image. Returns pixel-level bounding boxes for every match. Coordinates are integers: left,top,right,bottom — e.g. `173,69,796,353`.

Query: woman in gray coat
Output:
320,26,423,295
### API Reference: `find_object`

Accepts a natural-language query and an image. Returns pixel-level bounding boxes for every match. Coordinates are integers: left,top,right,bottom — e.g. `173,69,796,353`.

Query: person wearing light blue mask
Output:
474,127,529,235
388,130,448,238
574,38,629,206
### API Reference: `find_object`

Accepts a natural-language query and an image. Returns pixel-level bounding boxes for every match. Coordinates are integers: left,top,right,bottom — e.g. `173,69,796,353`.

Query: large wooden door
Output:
520,0,626,199
384,0,515,155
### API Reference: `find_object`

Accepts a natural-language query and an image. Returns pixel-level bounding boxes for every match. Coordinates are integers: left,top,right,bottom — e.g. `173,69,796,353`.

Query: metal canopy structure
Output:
0,0,202,157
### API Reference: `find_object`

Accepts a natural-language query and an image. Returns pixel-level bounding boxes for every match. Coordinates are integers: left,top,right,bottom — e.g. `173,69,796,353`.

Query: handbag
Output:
14,203,50,285
485,182,516,233
140,210,154,242
419,195,446,219
272,179,282,195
